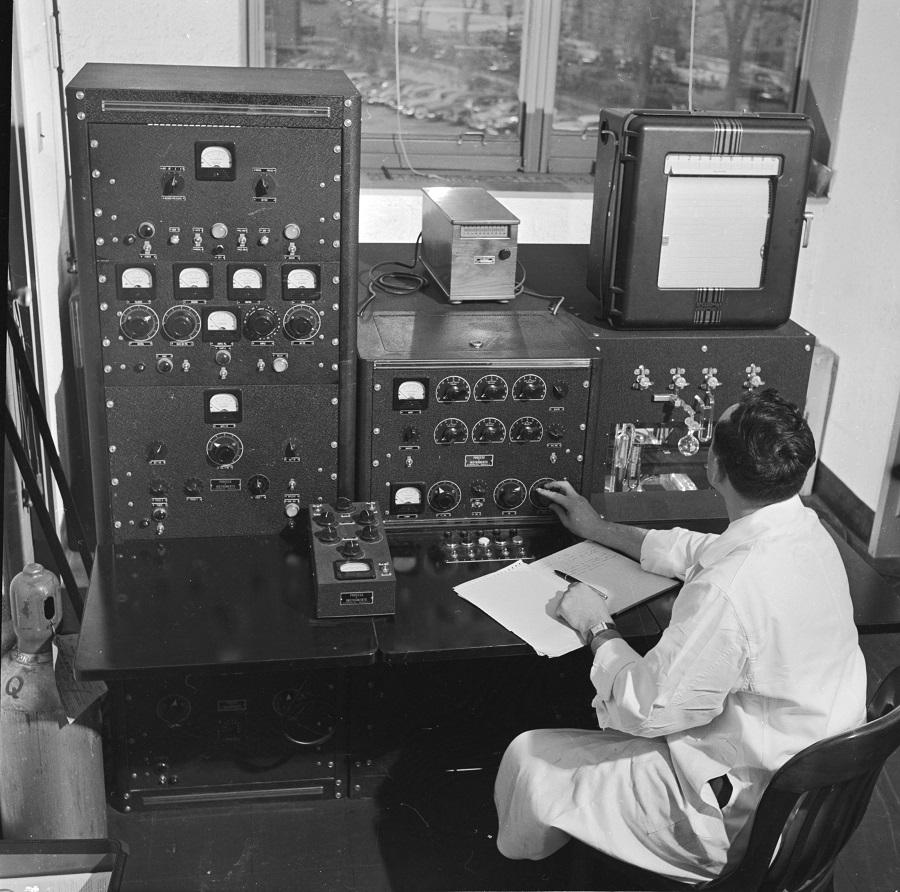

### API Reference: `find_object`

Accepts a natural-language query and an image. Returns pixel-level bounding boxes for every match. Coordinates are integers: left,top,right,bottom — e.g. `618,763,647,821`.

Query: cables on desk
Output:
513,261,566,315
357,233,429,317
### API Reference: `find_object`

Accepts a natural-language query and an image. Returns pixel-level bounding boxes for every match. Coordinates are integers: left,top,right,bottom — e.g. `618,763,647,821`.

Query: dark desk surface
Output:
75,533,379,680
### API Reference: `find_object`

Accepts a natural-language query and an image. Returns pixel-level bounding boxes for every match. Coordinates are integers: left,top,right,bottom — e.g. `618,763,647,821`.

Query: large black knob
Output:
162,306,200,341
494,479,526,510
243,307,279,340
283,307,317,340
428,482,460,512
435,419,466,444
119,305,158,341
206,432,242,466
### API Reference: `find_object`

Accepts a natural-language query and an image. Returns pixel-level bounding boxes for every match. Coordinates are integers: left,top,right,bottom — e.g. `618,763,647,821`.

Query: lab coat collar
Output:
696,495,807,569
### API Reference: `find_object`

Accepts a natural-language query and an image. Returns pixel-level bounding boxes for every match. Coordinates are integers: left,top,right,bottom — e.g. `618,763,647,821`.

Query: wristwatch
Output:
585,619,617,646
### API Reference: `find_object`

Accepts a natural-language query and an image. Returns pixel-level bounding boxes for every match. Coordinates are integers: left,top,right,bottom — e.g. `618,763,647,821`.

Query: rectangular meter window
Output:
195,141,236,181
204,389,242,424
282,264,321,301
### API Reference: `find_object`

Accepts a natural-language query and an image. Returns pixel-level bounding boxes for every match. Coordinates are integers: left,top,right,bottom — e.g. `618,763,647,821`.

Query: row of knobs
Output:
147,436,307,468
313,501,382,549
428,477,552,512
440,528,529,562
119,304,319,342
428,417,563,444
131,218,302,244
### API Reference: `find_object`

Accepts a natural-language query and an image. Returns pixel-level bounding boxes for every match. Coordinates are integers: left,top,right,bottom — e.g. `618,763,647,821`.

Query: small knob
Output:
316,524,340,543
284,438,299,459
339,539,364,558
163,173,183,196
314,509,336,527
402,425,420,444
552,382,569,399
547,423,565,440
255,176,270,197
335,496,353,512
359,524,380,542
248,474,269,496
147,441,168,462
183,478,203,497
356,507,377,524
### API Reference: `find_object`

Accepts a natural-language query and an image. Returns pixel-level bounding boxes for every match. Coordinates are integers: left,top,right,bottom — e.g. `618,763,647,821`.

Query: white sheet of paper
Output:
454,560,583,657
532,540,677,615
657,175,771,289
453,542,678,657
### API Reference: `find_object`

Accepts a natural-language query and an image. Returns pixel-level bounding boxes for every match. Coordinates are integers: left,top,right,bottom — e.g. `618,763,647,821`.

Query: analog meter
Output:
393,377,429,411
174,263,213,301
116,264,156,300
390,483,425,514
195,142,236,180
228,264,266,301
282,265,320,301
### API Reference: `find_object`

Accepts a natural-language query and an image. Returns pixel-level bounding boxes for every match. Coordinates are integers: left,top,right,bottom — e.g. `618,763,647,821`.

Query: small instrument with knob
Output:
308,500,395,618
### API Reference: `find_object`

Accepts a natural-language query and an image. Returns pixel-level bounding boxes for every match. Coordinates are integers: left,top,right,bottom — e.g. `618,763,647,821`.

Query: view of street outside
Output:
265,1,803,142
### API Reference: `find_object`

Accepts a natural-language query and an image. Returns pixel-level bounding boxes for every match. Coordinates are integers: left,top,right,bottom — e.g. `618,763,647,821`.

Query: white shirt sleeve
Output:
641,527,721,581
589,577,749,738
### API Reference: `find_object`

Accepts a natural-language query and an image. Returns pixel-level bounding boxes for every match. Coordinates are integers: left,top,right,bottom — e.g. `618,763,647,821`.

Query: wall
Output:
788,0,900,523
17,0,900,543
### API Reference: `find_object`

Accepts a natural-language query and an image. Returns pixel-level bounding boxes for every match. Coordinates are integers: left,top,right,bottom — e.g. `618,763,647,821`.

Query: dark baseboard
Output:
812,462,874,548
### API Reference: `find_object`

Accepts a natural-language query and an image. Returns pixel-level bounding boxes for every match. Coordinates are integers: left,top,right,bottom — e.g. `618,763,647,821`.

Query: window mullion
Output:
519,0,561,173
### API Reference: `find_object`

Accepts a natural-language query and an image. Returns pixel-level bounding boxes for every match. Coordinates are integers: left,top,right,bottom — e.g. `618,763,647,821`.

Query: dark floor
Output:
107,504,900,892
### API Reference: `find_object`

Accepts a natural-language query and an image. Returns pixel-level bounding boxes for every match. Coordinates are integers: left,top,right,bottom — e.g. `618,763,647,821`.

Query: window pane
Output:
553,0,806,135
264,0,524,141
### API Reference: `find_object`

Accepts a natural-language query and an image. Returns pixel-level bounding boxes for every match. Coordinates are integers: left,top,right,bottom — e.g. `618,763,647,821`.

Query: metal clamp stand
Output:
5,300,91,622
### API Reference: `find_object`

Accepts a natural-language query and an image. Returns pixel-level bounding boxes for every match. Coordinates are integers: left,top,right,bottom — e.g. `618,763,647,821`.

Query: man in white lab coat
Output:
494,389,867,882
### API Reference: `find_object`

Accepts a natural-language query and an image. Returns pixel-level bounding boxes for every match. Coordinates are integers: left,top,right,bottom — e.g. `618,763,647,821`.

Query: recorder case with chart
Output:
586,109,814,329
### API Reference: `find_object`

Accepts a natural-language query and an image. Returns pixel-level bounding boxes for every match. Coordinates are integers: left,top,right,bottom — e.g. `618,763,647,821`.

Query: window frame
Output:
248,0,852,181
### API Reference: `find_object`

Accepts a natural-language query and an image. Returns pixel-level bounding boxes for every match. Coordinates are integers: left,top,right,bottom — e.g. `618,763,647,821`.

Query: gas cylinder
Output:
0,563,107,838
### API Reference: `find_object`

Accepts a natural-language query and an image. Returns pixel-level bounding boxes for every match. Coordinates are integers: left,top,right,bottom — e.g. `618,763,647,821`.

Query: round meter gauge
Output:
512,374,547,401
474,374,508,401
178,266,210,289
199,145,233,169
121,267,153,289
435,375,470,403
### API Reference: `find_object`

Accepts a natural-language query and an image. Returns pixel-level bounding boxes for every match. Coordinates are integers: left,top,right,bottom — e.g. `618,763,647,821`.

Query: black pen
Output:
553,569,608,600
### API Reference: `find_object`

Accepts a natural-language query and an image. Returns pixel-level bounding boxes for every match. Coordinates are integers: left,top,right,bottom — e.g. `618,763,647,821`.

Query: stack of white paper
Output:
453,541,677,657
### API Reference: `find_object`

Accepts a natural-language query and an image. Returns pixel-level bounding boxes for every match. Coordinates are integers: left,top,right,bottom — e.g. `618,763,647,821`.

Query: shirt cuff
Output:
589,636,640,701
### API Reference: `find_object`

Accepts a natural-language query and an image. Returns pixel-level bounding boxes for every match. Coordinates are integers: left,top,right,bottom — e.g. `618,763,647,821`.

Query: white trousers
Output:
494,728,733,884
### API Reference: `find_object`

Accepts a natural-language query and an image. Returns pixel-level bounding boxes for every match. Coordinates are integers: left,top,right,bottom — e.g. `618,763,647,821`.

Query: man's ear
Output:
707,448,727,486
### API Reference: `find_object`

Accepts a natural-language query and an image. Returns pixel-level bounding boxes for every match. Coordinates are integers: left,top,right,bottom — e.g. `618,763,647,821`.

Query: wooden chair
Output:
570,666,900,891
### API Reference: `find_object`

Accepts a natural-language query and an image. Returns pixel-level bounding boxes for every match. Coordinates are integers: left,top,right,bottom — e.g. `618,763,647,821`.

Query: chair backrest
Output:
707,665,900,892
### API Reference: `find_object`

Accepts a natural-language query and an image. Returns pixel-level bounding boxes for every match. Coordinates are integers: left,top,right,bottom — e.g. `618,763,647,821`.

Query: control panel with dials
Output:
357,358,602,525
66,64,360,542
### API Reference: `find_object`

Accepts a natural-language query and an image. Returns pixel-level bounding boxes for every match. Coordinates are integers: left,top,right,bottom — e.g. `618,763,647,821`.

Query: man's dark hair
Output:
711,388,816,503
